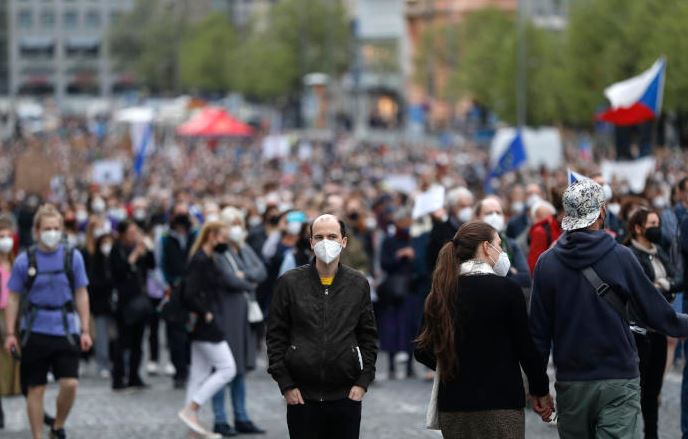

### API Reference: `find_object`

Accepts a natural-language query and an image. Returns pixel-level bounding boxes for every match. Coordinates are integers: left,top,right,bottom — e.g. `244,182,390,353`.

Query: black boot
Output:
0,396,4,429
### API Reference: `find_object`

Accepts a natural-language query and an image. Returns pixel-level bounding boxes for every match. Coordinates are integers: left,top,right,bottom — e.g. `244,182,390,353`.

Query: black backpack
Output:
19,244,77,347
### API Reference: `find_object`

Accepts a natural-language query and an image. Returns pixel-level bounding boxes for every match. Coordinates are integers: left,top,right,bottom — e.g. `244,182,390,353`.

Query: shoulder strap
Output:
24,246,38,294
63,246,76,297
581,266,649,335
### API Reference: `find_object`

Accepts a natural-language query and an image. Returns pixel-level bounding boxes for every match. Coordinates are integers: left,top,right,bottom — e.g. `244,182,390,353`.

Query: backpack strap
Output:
581,266,648,335
20,245,78,347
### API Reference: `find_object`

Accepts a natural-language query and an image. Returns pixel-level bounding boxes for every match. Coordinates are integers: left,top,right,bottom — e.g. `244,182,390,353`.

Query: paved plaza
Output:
2,355,683,438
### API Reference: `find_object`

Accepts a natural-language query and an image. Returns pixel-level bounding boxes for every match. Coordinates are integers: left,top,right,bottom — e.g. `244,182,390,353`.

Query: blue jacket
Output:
529,230,688,382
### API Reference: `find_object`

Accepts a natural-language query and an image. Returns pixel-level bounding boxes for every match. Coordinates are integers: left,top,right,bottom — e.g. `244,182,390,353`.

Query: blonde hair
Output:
189,221,227,258
33,204,64,231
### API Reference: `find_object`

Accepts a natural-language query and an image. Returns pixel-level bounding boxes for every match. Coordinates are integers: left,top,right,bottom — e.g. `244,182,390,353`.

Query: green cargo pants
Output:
555,378,641,439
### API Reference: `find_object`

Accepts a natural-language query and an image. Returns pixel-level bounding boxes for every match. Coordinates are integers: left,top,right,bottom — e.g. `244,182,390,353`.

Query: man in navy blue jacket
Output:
530,179,688,439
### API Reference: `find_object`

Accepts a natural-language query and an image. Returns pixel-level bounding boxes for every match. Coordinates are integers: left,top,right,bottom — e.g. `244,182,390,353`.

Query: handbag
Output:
247,295,264,324
426,365,440,430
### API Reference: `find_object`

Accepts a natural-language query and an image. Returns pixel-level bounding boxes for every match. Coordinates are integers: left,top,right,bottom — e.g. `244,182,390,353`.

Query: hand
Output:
396,247,415,259
531,394,554,422
348,385,366,402
80,333,93,351
205,312,213,323
284,388,304,405
236,271,246,280
4,334,18,355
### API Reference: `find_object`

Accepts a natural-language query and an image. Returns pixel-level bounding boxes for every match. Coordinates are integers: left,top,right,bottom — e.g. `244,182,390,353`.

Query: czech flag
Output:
597,57,666,126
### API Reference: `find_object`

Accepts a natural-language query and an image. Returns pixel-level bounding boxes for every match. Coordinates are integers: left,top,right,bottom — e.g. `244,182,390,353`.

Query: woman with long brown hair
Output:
415,220,552,438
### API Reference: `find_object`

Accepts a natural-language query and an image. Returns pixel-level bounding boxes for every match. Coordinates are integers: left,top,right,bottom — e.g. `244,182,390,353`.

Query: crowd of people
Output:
2,114,688,437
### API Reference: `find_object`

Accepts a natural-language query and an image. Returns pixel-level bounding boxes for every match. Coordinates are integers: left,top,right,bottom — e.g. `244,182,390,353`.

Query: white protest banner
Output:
412,186,445,220
601,157,656,194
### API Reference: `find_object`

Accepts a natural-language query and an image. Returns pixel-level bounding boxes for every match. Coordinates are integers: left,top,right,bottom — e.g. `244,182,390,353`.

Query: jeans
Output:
212,374,250,424
94,315,110,373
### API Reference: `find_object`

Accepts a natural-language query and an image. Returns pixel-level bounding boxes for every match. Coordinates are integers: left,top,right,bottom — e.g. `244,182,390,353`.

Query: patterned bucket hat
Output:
561,179,606,231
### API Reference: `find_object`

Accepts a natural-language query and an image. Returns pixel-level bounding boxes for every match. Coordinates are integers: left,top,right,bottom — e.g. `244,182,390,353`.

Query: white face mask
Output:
653,196,667,209
511,201,525,215
602,184,613,202
286,221,302,236
109,208,127,221
608,203,621,216
313,239,343,265
100,242,113,256
205,213,220,223
488,243,511,277
134,208,147,221
248,216,262,228
228,225,246,244
41,230,62,249
365,217,377,230
0,237,13,254
483,213,505,233
458,207,473,223
76,210,89,223
527,195,541,208
92,198,106,213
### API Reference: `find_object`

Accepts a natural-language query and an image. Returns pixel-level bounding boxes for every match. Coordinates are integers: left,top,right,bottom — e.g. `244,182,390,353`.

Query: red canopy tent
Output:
177,107,254,137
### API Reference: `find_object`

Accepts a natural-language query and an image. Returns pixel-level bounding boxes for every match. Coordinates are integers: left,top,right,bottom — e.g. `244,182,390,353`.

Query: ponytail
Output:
415,220,496,381
416,240,460,381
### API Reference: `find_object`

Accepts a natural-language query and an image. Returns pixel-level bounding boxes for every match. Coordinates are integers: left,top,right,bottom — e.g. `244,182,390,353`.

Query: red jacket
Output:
528,215,562,273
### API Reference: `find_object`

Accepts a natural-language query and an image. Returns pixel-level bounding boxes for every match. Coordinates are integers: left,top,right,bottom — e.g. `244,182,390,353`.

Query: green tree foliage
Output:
179,14,237,93
109,0,190,93
110,0,351,101
414,1,688,127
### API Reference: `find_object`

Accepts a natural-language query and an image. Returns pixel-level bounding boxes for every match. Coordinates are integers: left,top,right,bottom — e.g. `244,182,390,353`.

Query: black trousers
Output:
166,322,190,382
635,332,667,439
112,318,146,386
147,298,162,363
287,399,361,439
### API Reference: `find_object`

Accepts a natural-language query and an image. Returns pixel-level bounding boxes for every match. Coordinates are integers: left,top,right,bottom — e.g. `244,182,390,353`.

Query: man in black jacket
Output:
267,214,378,439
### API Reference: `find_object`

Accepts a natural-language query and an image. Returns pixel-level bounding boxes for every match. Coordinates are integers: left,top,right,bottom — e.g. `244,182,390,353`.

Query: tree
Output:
234,0,351,101
109,0,193,93
179,14,238,93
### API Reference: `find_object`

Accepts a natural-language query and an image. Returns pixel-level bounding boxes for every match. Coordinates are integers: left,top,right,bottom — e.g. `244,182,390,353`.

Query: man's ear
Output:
341,237,348,249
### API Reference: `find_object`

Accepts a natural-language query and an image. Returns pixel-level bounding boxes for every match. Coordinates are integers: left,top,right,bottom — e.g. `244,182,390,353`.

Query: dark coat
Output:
213,244,267,374
628,243,683,302
84,249,113,316
183,251,228,343
267,263,378,401
110,242,155,309
426,218,460,275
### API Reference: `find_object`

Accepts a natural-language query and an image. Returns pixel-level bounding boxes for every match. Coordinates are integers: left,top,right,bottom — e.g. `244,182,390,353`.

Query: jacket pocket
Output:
285,344,316,385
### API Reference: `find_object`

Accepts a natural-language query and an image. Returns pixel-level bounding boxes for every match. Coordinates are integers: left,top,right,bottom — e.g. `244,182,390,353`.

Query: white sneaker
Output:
178,409,219,437
164,363,176,376
147,362,159,375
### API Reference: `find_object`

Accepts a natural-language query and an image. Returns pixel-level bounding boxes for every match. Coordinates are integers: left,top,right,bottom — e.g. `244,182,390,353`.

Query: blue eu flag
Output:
490,130,526,179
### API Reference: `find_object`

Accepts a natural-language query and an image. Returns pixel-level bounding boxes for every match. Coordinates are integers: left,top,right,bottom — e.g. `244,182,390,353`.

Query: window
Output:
40,10,56,28
63,10,78,28
18,9,33,29
85,10,101,28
